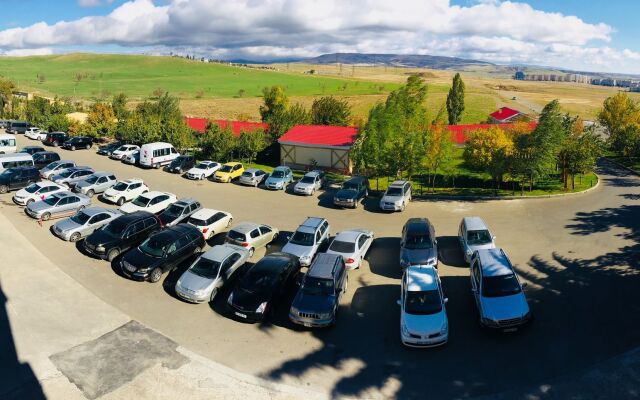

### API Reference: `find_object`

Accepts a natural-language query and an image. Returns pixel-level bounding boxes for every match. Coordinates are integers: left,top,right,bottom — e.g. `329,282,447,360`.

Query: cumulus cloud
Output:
1,47,53,56
0,0,636,72
78,0,114,7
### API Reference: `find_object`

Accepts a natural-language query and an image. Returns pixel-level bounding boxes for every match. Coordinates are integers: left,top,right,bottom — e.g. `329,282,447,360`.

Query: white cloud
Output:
0,0,636,72
1,47,53,56
78,0,114,7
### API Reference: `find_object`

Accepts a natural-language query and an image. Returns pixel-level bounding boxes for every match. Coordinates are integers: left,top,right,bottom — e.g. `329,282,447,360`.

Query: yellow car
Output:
213,162,244,183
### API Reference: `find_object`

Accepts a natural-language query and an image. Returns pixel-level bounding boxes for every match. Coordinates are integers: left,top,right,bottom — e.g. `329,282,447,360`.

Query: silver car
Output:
225,222,279,257
399,218,438,269
281,217,330,266
158,198,202,227
175,244,250,303
52,207,122,242
458,217,496,264
326,229,374,270
51,167,94,188
73,172,117,197
293,170,325,195
25,191,91,221
379,180,412,212
40,160,76,179
239,168,267,187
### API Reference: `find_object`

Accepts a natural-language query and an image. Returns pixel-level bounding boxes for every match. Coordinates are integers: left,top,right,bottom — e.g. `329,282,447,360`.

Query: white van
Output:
139,142,179,169
0,134,17,154
0,153,34,172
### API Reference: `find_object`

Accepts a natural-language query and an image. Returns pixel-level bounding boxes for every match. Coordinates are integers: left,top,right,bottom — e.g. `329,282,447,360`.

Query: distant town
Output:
514,70,640,91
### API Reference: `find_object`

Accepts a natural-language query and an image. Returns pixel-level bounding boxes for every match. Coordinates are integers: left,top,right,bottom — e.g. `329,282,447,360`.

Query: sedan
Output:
264,166,293,190
399,218,438,269
187,209,233,240
239,168,267,187
13,181,66,206
326,229,374,270
122,151,139,165
52,207,122,242
175,244,250,303
185,161,220,180
120,191,177,214
51,167,94,188
25,191,91,221
110,144,139,160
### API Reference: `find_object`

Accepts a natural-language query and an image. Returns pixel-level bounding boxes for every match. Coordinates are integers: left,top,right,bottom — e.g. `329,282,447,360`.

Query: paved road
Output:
1,134,639,399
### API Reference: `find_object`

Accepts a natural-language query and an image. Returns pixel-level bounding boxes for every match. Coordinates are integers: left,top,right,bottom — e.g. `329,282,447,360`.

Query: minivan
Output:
0,153,34,172
0,134,17,154
139,142,179,169
6,121,30,134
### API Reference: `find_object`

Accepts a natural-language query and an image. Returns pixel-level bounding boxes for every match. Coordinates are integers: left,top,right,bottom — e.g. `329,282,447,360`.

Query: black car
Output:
62,136,93,151
119,224,205,283
227,252,300,322
19,146,46,155
97,141,124,156
0,167,40,194
32,151,61,169
43,132,69,147
165,155,195,174
333,176,369,209
83,211,162,262
6,121,30,134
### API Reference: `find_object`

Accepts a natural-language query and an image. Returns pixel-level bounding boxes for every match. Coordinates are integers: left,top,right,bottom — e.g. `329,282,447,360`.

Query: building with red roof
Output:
489,107,524,123
184,117,267,137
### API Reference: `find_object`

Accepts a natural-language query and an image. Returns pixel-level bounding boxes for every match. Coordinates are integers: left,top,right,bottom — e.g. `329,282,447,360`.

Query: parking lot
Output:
2,134,640,399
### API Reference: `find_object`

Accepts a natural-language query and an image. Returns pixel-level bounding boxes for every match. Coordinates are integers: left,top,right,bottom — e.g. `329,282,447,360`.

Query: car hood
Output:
292,292,335,314
467,243,496,254
400,247,437,266
335,189,357,199
119,203,140,213
53,218,83,232
27,201,53,213
295,181,314,189
232,286,271,311
402,310,447,336
178,270,217,292
122,248,164,270
481,293,529,321
266,176,284,185
381,195,403,203
14,188,31,197
85,229,120,247
75,180,94,189
187,168,205,174
281,242,313,259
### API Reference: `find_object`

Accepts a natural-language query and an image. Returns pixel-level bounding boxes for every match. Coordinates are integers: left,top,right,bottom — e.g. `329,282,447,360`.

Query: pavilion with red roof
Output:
184,116,267,137
489,107,524,123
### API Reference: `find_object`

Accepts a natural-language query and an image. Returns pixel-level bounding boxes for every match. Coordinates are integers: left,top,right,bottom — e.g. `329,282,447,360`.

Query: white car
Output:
187,208,233,240
281,217,330,266
120,191,177,214
186,161,221,180
109,145,140,160
12,181,66,206
101,178,148,206
458,217,496,264
24,127,43,140
326,229,374,270
399,265,449,348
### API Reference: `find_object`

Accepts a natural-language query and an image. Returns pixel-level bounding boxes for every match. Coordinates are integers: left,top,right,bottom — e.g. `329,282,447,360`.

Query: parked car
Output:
188,208,233,240
13,181,66,206
51,167,94,188
158,198,202,227
333,176,369,208
294,170,325,195
213,162,244,183
32,151,61,169
73,172,117,197
110,144,140,160
120,191,177,214
399,265,449,348
19,146,45,155
62,136,93,151
175,244,250,303
0,166,40,194
24,127,43,140
326,229,374,270
25,191,91,221
139,142,179,169
399,218,438,269
52,207,122,242
0,134,16,154
470,248,531,330
165,155,195,174
224,222,278,257
97,141,124,156
281,217,330,266
120,224,205,282
121,150,139,165
379,180,412,212
239,168,267,187
40,160,75,179
102,178,148,206
227,252,300,322
458,217,496,264
264,166,293,190
83,211,161,261
185,160,220,180
289,253,347,328
43,132,69,147
6,121,31,134
0,153,33,171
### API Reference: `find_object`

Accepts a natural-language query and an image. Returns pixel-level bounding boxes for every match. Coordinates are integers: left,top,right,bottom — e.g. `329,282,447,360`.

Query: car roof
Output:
333,229,366,242
224,162,241,166
463,216,489,231
477,248,513,277
230,222,260,233
143,191,173,198
300,217,325,229
201,244,245,262
197,160,216,165
244,168,261,173
91,172,113,177
190,208,224,220
273,166,289,171
406,265,438,291
173,198,198,207
53,191,75,198
251,252,296,273
114,211,154,225
308,253,341,279
405,218,432,234
81,207,116,216
121,178,143,184
389,180,409,187
304,171,321,178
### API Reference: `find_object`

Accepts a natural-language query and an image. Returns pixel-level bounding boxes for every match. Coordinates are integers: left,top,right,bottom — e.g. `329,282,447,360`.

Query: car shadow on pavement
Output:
316,189,338,209
366,237,401,279
436,236,467,268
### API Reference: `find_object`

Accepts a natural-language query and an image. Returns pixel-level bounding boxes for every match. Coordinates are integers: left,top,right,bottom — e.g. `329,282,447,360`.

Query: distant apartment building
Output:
514,71,525,80
519,73,591,83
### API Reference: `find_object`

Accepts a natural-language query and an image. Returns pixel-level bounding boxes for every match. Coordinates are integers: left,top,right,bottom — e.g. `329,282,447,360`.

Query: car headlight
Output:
256,302,268,313
299,255,312,263
290,306,299,315
227,292,234,305
96,245,105,252
138,267,150,273
440,322,448,335
401,323,410,336
318,311,333,319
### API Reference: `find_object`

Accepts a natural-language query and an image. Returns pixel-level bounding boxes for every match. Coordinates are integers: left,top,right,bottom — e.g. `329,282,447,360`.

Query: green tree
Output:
564,126,602,189
25,97,52,128
259,86,289,122
424,123,455,191
528,99,566,184
45,114,72,133
446,73,465,125
0,78,15,117
237,129,268,164
266,102,310,139
112,93,129,120
311,96,351,126
201,123,237,162
84,102,116,138
165,118,195,152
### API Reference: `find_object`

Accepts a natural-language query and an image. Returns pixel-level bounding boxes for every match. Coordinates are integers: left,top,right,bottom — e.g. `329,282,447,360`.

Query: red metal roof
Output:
278,125,358,147
184,117,267,137
446,122,537,145
489,107,522,121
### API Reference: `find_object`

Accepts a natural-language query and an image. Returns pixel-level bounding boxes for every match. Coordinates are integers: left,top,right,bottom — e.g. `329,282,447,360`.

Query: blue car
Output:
265,166,293,190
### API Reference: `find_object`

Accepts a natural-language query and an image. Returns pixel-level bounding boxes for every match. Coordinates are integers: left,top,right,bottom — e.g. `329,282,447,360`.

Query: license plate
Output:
234,312,247,319
126,265,136,272
303,322,312,328
504,327,518,333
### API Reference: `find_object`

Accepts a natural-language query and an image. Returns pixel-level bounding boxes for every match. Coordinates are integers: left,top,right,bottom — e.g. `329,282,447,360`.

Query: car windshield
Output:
112,182,128,191
329,240,355,253
300,176,315,184
227,230,246,241
189,258,221,279
43,195,60,206
241,268,278,291
482,274,522,297
271,170,285,178
162,204,184,219
405,290,442,315
58,169,75,178
116,146,128,152
84,175,99,184
139,237,169,258
385,187,403,196
170,158,184,167
188,216,207,227
131,196,151,207
70,212,91,225
404,233,432,249
102,220,125,237
342,182,359,190
289,231,314,246
241,172,252,177
467,230,493,245
24,183,42,193
302,277,334,296
196,163,210,169
219,165,233,172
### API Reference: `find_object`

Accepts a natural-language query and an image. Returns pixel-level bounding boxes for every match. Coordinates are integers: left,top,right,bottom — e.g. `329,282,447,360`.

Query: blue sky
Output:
0,0,638,74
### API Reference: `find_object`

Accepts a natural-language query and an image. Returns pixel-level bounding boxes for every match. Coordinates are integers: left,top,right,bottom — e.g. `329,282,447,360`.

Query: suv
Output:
458,217,496,264
399,218,438,269
83,211,161,261
165,155,195,174
158,198,202,227
32,152,60,169
43,132,69,147
470,248,531,331
333,176,369,208
102,178,148,206
73,172,118,197
294,170,325,195
0,167,40,193
379,180,412,212
225,222,278,257
289,253,347,328
62,136,93,151
120,224,205,282
281,217,330,266
264,166,293,190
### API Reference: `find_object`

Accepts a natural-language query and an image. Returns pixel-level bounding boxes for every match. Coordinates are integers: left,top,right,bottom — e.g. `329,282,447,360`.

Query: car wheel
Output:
0,185,7,194
400,202,406,212
41,212,51,221
200,174,205,180
154,163,160,169
116,197,125,206
107,248,120,262
353,201,359,209
86,189,95,198
248,247,255,257
53,141,59,147
85,144,90,150
71,145,76,151
149,268,162,283
209,288,218,302
69,232,81,242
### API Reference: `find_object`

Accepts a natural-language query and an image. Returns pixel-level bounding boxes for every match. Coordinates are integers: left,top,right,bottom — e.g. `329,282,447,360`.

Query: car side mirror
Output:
444,298,449,304
492,235,497,240
396,299,401,306
521,282,528,288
